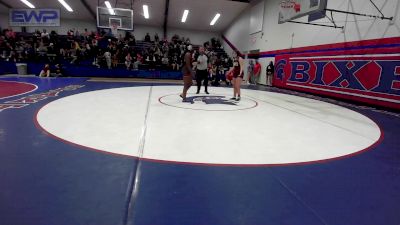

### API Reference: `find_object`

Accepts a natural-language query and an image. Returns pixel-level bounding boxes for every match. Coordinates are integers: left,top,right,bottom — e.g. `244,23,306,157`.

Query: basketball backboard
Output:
278,0,328,24
97,7,133,31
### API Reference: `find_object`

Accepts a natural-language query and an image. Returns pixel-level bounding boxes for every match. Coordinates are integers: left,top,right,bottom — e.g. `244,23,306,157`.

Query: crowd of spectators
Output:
0,27,272,86
0,27,230,75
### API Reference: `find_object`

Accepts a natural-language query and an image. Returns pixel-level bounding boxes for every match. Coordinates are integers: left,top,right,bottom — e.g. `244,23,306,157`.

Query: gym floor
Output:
0,76,399,225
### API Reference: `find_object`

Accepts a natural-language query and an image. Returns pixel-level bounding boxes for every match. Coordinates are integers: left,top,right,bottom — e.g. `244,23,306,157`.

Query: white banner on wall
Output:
9,9,60,27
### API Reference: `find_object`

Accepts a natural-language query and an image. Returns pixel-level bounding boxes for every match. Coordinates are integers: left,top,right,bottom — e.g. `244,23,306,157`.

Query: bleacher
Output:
0,29,230,79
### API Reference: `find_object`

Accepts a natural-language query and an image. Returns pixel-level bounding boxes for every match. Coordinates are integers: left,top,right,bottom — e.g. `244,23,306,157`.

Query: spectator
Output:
136,53,143,63
84,28,90,38
133,54,141,70
128,36,136,46
154,33,159,43
75,29,80,38
125,52,132,70
47,43,56,62
95,50,104,68
49,30,58,44
39,64,51,77
5,28,16,39
252,59,261,85
104,50,112,69
223,57,232,85
170,54,177,71
161,53,169,69
211,37,217,48
216,38,222,49
112,51,119,68
210,64,217,85
146,53,156,70
55,64,64,77
37,42,47,61
266,61,274,86
41,29,49,40
247,60,254,84
67,29,74,37
145,33,151,42
70,41,81,64
154,45,162,58
162,42,169,53
171,34,179,44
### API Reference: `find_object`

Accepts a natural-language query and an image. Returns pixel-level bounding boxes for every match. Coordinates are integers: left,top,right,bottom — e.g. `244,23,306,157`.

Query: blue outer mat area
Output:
0,61,182,79
0,77,399,225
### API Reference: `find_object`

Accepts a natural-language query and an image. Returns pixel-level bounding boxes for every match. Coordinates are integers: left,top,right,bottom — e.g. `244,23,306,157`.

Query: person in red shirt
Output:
252,59,261,84
39,64,51,77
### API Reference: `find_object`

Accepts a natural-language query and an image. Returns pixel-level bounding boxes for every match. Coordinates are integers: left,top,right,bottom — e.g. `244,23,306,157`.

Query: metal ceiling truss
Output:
81,0,97,19
0,0,11,8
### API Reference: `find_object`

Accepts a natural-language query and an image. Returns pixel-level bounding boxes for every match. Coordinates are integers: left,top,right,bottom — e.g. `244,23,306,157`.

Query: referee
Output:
196,46,210,94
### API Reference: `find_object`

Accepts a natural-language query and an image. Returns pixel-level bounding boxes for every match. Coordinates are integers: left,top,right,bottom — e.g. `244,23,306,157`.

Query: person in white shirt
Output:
104,51,112,69
41,29,49,39
125,53,132,70
196,46,209,94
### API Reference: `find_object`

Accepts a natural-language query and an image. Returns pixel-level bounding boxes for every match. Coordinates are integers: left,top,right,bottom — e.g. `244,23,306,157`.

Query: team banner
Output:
274,50,400,109
278,0,327,24
9,9,60,27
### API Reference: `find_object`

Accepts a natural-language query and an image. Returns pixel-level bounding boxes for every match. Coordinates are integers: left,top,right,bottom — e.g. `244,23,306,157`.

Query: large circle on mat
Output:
36,86,382,166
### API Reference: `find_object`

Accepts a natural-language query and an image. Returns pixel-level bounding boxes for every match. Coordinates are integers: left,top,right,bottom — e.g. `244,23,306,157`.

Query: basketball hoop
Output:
278,0,326,24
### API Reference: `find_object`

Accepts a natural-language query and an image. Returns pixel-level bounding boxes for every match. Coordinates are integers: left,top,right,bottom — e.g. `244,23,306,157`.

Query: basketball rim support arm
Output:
325,8,393,21
287,21,343,29
288,10,344,29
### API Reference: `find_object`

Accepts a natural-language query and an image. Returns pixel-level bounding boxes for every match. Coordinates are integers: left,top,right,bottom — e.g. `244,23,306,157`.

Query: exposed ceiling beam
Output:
0,0,12,8
163,0,170,39
80,0,96,19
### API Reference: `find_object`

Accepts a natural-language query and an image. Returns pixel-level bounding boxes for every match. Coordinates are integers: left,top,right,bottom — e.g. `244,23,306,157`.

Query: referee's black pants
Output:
196,69,209,93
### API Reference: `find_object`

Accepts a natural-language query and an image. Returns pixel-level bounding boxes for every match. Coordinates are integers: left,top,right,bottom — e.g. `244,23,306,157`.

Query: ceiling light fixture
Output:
143,5,149,19
104,1,115,15
181,9,189,23
210,13,221,26
58,0,73,12
20,0,35,8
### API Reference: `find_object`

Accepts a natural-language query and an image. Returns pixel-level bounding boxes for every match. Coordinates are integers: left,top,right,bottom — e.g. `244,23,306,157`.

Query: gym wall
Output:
223,0,400,109
0,13,219,45
224,0,400,53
